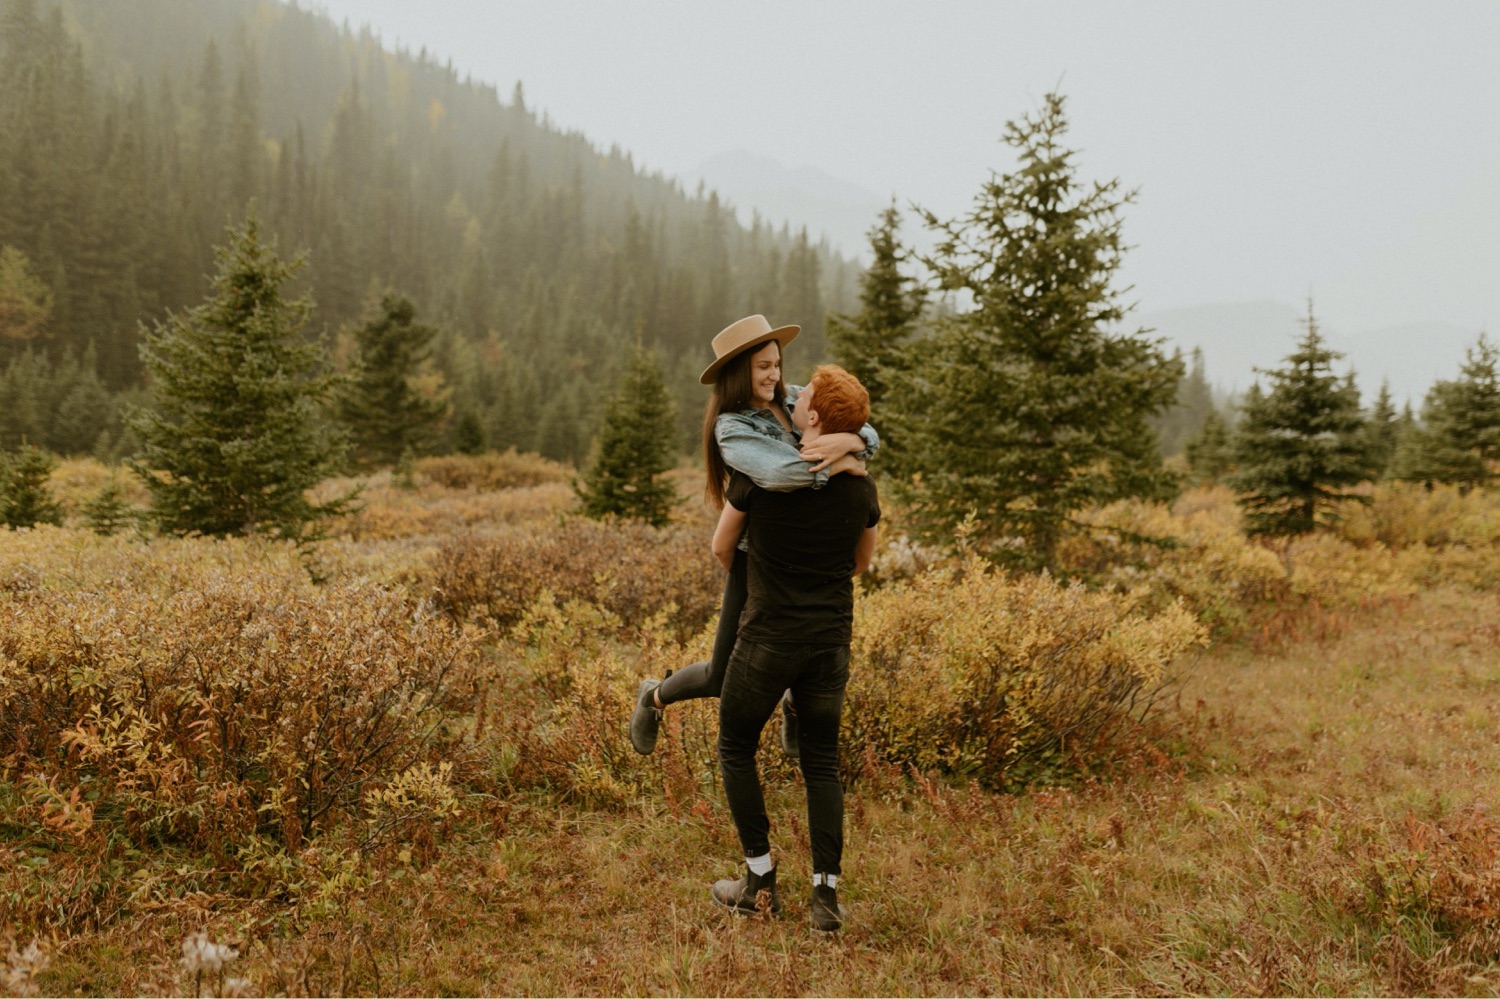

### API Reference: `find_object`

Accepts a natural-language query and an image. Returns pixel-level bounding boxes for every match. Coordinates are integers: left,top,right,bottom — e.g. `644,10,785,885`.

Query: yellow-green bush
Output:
429,516,722,639
0,528,483,853
412,449,571,491
845,557,1207,785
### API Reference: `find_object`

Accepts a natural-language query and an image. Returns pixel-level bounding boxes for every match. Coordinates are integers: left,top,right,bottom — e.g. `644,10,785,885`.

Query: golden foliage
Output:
846,557,1206,785
428,516,722,639
0,527,483,853
412,449,570,491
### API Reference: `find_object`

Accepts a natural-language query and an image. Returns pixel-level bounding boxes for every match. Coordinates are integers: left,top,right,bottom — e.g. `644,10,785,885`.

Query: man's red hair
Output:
807,364,870,435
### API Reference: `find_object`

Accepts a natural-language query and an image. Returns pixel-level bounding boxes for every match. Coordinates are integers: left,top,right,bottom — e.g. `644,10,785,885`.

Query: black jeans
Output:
656,548,746,705
718,638,848,876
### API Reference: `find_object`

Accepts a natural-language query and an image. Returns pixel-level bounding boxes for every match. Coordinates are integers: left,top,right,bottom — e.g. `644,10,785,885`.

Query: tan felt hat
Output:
698,314,800,385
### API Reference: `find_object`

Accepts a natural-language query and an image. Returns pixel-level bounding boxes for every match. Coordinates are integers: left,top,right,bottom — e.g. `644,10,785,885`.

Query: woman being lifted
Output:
628,314,878,757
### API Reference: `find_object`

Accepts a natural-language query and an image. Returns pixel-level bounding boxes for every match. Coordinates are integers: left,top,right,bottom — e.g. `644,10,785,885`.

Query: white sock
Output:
745,853,773,876
813,873,839,888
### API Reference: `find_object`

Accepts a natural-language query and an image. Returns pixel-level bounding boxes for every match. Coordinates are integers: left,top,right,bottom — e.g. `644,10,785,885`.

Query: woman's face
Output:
748,340,782,407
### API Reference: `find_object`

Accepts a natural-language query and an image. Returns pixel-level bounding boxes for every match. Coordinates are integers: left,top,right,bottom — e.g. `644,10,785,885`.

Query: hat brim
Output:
698,325,800,385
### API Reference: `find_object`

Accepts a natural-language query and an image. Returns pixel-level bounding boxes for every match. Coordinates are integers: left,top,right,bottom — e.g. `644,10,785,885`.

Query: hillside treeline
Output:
0,0,854,460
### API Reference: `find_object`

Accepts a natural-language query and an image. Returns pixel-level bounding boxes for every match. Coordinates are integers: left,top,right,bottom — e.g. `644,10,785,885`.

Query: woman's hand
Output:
824,453,867,478
799,431,865,471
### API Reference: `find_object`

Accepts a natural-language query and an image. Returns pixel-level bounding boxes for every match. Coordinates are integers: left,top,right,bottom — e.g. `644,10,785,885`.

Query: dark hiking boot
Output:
810,884,844,932
711,866,781,917
629,678,662,755
779,689,799,759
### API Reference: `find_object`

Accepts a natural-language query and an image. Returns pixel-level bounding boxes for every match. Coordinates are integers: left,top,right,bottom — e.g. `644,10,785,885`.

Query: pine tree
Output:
0,442,62,528
1184,409,1233,483
1397,333,1500,489
884,92,1180,568
129,211,350,539
453,406,487,455
0,245,52,343
1229,307,1372,535
576,345,678,526
826,201,925,412
82,476,134,536
1154,347,1215,457
1364,380,1400,478
337,291,450,468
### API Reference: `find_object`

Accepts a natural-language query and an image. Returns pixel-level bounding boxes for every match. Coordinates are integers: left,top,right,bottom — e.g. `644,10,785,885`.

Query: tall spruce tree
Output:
338,291,450,468
884,92,1180,568
576,345,678,526
825,202,925,412
1395,333,1500,489
1229,307,1372,535
129,212,350,539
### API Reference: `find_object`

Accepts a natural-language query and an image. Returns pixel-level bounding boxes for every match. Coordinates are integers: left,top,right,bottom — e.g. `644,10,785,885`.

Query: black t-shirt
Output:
727,470,881,647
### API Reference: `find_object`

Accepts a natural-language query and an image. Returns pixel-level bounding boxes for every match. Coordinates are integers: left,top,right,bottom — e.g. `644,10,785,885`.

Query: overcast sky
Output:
313,0,1499,338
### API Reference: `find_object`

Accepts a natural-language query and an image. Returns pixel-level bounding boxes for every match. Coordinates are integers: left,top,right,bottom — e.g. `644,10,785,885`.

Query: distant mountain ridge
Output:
687,148,888,258
1140,301,1478,409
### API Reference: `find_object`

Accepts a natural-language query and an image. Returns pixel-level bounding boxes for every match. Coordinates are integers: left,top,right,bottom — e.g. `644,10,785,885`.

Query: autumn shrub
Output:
492,596,721,808
413,449,571,491
1354,808,1500,964
1338,480,1500,549
1335,481,1500,590
44,456,151,519
844,557,1206,786
428,516,722,639
1061,493,1290,635
0,528,483,854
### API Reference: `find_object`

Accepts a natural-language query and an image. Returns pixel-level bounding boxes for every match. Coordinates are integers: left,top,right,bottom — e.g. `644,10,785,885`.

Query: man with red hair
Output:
707,364,880,933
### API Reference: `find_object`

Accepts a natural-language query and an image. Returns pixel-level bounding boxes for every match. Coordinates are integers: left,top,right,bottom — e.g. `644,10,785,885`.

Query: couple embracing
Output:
627,314,880,933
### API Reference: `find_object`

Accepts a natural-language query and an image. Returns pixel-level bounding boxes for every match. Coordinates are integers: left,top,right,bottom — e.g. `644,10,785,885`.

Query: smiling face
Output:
747,340,782,407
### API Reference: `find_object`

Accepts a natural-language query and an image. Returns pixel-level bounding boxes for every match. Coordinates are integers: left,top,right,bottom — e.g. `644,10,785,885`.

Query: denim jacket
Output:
714,383,880,493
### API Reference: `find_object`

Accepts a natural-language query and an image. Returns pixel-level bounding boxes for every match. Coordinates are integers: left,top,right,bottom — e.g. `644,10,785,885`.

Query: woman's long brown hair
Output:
701,341,786,509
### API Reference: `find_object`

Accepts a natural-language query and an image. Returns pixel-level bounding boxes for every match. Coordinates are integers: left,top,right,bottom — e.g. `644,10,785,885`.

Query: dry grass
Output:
8,470,1500,996
8,587,1498,996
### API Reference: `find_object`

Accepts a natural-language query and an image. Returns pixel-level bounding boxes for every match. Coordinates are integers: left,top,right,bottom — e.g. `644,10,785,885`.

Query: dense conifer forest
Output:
0,0,856,462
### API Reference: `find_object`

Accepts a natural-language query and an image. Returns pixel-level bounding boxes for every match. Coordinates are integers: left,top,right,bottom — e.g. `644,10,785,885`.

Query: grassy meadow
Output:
4,456,1500,997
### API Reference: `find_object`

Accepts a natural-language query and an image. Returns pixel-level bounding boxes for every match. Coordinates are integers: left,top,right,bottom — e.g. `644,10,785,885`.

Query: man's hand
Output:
800,431,864,472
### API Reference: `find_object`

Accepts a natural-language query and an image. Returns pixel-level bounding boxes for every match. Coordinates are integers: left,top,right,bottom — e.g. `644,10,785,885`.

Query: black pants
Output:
656,548,746,705
718,638,848,876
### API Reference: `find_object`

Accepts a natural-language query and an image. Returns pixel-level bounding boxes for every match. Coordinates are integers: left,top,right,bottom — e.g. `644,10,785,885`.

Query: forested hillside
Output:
0,0,855,461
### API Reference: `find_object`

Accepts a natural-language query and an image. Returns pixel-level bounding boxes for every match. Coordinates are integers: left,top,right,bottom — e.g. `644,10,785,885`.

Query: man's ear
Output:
805,407,820,428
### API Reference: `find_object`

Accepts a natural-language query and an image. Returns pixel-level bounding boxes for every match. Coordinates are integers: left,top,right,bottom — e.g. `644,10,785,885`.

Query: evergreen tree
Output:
453,406,487,455
1154,346,1215,457
0,443,63,528
825,201,925,412
129,212,350,539
576,345,678,526
1396,333,1500,489
1184,408,1233,483
1364,379,1400,478
337,291,450,468
82,476,135,536
0,245,52,343
1387,403,1428,484
1229,307,1372,535
884,92,1180,568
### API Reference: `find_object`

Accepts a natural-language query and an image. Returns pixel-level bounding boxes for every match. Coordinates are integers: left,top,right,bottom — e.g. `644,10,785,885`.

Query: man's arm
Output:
711,503,747,572
854,525,878,576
